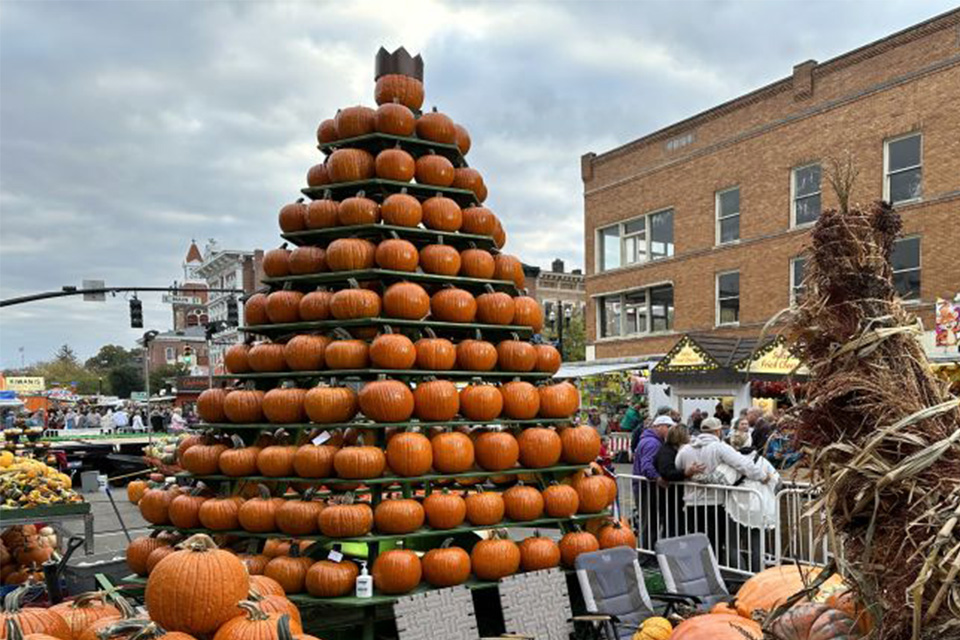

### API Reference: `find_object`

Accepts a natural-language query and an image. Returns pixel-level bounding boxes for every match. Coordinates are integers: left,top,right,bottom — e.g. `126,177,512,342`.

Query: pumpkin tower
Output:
145,47,619,638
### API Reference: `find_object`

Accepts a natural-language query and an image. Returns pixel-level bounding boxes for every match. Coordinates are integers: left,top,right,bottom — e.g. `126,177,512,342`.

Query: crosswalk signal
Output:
226,297,239,326
129,298,143,328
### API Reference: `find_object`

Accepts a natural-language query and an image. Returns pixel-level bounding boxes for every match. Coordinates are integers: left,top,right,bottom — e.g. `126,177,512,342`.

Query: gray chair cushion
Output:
575,546,654,631
655,533,729,604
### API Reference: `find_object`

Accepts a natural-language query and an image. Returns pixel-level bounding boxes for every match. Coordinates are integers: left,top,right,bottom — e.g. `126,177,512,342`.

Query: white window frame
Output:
164,347,175,362
883,132,923,205
790,163,822,228
716,270,740,327
715,186,740,245
892,235,922,303
789,257,806,305
595,208,675,273
595,283,674,340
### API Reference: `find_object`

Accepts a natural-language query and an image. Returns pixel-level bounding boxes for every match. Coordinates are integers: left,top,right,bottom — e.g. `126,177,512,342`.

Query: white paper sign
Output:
312,431,331,445
328,550,343,562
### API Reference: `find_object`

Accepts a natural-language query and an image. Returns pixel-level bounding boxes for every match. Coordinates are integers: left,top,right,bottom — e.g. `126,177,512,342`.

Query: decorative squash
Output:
503,483,544,521
127,535,169,576
669,614,761,640
372,549,422,595
224,389,266,424
146,534,250,636
380,191,422,227
464,487,504,526
305,559,359,598
386,431,432,477
374,102,415,136
559,530,599,568
414,328,456,370
421,195,461,230
419,244,461,276
304,385,358,423
476,290,515,326
298,290,333,322
631,617,672,640
459,384,503,421
474,430,520,471
244,294,269,326
318,496,374,538
329,288,381,320
416,107,456,144
431,431,475,474
512,296,544,332
539,382,581,418
519,534,561,572
197,388,229,423
333,445,386,479
423,490,467,529
373,499,425,534
430,288,476,323
238,484,280,533
560,425,602,464
470,531,520,581
542,484,579,518
375,147,415,182
337,192,380,227
359,379,415,422
499,381,540,419
735,565,846,619
283,335,328,371
224,344,252,373
335,105,376,139
496,338,537,372
383,282,430,320
304,195,339,229
459,249,495,279
374,74,424,111
422,539,471,588
456,339,498,371
375,238,419,272
262,387,307,424
248,342,288,373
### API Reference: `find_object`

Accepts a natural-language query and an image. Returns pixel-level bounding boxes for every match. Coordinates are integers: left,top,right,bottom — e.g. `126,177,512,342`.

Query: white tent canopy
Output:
554,359,660,379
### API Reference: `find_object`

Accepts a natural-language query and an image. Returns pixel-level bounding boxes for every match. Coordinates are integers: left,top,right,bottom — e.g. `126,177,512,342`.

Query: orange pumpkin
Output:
371,550,421,595
670,614,761,640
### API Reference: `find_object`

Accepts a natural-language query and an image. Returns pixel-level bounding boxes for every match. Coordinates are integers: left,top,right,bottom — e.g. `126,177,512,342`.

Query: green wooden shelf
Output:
177,463,588,486
239,317,534,340
147,512,604,545
282,223,496,251
199,418,572,431
302,179,478,208
261,268,518,295
214,369,552,382
317,132,466,168
287,579,500,607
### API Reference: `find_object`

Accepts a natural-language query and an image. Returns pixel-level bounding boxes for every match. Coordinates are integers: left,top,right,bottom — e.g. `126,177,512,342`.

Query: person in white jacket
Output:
674,417,773,567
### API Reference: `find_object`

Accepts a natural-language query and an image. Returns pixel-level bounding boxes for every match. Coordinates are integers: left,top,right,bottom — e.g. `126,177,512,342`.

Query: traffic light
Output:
129,298,143,328
226,297,239,326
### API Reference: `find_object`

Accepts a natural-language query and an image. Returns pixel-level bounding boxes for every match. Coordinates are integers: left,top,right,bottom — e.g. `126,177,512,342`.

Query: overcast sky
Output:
1,0,954,368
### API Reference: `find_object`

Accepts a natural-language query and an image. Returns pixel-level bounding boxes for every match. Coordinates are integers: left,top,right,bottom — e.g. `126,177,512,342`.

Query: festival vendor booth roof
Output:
650,334,808,420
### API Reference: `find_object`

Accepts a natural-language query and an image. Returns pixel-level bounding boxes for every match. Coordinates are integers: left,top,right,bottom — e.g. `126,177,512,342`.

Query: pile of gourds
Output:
0,454,79,508
660,565,872,639
0,525,57,585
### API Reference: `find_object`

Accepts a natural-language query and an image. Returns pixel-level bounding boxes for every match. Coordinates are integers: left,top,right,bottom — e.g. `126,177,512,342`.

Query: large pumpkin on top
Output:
145,534,249,635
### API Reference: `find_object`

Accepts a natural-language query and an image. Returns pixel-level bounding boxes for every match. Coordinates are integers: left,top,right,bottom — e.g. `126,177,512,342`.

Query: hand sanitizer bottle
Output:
356,560,373,598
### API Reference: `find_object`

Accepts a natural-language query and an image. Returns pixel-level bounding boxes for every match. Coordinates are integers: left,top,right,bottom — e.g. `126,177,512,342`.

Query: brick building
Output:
523,259,587,326
143,326,209,373
171,241,209,331
581,10,960,362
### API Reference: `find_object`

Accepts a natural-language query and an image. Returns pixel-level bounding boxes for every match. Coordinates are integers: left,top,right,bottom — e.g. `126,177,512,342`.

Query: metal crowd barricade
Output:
616,474,768,576
774,483,830,567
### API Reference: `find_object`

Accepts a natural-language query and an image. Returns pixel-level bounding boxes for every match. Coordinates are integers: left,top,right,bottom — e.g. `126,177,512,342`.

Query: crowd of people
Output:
3,403,198,433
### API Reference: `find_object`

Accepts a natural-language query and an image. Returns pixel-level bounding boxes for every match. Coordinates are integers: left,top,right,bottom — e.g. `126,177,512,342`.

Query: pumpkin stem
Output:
69,591,111,610
423,327,437,339
4,618,24,640
440,537,455,549
180,533,219,553
296,197,305,204
347,278,360,289
383,324,394,335
484,284,495,294
323,188,333,200
257,484,272,500
236,600,272,622
357,190,366,198
111,594,138,620
230,434,246,449
303,486,317,501
276,615,296,640
98,620,158,640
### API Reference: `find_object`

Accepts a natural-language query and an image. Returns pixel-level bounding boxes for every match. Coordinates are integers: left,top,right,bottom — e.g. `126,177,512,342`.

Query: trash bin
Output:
80,471,100,493
61,551,130,595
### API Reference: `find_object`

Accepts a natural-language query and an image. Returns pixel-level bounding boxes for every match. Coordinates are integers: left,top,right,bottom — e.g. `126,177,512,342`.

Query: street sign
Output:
130,391,148,401
82,280,105,302
162,294,203,305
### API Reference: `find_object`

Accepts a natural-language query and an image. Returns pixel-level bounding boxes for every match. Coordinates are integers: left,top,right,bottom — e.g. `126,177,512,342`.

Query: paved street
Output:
77,487,151,556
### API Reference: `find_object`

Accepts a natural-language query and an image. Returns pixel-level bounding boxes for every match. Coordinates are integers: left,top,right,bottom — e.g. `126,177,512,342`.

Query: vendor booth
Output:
650,334,808,422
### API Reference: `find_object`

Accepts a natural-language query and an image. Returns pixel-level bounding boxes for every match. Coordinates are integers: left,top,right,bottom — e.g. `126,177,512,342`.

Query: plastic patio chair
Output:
655,533,744,611
574,546,700,640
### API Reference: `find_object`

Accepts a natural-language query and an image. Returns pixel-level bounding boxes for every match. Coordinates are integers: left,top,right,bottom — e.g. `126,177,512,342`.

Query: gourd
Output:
631,617,672,640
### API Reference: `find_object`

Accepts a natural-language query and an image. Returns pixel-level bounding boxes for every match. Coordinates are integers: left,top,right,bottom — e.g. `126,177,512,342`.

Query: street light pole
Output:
142,330,159,430
556,298,564,360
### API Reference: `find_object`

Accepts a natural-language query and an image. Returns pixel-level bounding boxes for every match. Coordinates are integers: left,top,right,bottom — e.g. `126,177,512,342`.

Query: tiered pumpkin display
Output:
129,48,614,627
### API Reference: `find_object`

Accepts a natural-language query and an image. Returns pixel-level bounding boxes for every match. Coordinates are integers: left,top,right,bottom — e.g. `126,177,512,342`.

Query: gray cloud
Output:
1,0,954,366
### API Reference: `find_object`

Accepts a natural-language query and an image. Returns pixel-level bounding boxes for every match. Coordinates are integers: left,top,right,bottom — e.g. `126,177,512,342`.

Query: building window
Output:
164,347,175,362
597,285,674,338
596,209,675,272
792,164,821,226
717,271,740,325
884,133,922,204
790,257,807,304
891,237,921,301
716,187,740,244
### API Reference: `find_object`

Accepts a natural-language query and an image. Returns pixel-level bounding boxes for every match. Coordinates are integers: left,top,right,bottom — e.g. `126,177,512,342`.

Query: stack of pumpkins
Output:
128,52,633,605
